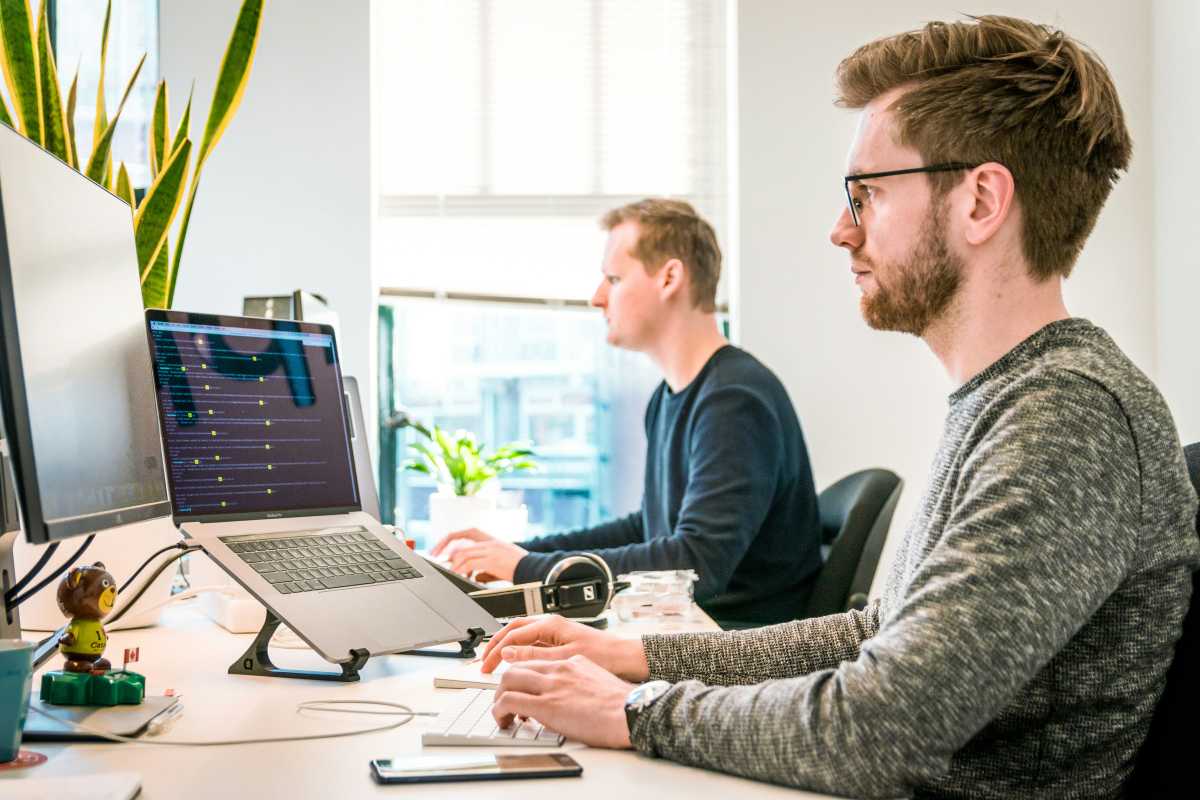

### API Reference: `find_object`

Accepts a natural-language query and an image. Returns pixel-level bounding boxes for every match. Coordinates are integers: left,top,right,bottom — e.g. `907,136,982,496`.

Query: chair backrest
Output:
1129,442,1200,795
802,468,902,618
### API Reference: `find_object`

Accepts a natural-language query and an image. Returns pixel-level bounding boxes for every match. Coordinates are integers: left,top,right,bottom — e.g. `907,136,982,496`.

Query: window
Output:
374,0,730,537
379,299,662,542
53,0,160,189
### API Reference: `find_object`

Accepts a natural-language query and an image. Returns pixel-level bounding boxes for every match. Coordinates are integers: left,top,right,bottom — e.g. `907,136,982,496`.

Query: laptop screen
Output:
145,311,360,520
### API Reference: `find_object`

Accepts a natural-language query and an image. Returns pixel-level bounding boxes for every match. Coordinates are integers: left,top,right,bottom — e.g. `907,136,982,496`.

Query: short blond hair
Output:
836,15,1131,279
601,198,721,312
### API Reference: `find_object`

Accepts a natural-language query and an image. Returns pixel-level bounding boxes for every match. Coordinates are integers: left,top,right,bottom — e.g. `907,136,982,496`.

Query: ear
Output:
961,162,1016,247
657,258,687,302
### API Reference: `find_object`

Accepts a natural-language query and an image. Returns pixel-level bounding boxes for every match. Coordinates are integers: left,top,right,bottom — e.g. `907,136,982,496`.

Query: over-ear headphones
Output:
431,552,623,622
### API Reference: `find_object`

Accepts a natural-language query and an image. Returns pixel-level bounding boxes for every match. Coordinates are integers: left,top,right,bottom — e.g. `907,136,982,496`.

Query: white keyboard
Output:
422,688,564,747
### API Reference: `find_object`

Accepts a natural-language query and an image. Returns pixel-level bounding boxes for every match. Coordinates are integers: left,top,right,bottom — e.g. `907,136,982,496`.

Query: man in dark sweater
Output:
464,16,1200,800
432,199,822,625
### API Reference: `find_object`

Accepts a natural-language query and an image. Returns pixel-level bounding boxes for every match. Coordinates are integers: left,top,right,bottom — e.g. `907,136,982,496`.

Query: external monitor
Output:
0,124,171,546
242,294,294,320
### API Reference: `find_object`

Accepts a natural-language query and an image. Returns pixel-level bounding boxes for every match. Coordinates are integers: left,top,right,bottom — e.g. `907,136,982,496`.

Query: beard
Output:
859,201,963,336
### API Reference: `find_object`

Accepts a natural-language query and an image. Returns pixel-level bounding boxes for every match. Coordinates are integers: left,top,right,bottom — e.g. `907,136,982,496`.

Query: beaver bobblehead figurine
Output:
56,562,117,674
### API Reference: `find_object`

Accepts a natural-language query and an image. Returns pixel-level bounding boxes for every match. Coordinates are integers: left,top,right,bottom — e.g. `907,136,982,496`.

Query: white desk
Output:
4,604,838,799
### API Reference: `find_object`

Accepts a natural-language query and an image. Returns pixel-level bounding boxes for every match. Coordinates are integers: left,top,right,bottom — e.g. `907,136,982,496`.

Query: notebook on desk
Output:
23,694,179,741
2,772,141,800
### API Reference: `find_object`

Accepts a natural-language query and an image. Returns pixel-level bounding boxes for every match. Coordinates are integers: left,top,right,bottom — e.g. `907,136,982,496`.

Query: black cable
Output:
29,543,199,673
3,541,59,602
5,534,94,609
106,546,201,627
118,542,188,593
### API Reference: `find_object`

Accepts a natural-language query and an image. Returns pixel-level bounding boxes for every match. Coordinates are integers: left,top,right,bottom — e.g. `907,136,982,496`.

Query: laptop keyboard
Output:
221,527,420,595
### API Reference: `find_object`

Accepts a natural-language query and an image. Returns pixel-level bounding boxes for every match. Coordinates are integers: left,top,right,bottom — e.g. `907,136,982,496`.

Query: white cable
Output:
28,699,439,747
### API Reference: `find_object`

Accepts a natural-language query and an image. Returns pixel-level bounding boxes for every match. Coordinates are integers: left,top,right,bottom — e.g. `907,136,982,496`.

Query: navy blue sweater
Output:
513,345,822,625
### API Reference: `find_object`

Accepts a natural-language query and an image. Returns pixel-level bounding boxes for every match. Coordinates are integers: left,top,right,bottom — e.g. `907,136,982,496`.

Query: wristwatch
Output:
624,679,673,736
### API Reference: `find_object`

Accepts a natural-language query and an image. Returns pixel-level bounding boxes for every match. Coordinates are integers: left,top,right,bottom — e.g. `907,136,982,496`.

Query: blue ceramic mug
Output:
0,638,34,762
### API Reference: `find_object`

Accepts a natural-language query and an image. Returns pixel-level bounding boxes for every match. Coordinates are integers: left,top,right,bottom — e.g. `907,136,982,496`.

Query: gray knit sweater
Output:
630,319,1200,799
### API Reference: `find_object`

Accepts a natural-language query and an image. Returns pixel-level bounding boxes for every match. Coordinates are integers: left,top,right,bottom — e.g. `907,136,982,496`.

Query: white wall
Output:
158,0,374,408
153,1,1193,576
1153,0,1200,447
735,1,1157,591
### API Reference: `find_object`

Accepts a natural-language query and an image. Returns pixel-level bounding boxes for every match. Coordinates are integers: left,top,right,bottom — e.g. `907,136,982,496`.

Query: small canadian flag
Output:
123,647,140,669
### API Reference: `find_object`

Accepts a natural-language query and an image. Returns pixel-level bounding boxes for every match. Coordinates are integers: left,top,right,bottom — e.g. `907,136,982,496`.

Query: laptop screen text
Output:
147,317,359,518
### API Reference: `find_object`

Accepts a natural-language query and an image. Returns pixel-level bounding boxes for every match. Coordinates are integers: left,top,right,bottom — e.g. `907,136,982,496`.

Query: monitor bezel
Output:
144,308,363,524
0,134,172,544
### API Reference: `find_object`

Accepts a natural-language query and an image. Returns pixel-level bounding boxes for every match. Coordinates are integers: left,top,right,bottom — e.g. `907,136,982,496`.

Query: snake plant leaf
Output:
0,0,42,143
35,2,66,161
167,182,198,308
139,237,169,309
149,80,167,177
0,79,12,128
135,137,190,284
139,140,193,308
64,64,78,168
84,52,145,184
114,162,133,209
91,0,110,155
169,84,193,157
197,0,262,168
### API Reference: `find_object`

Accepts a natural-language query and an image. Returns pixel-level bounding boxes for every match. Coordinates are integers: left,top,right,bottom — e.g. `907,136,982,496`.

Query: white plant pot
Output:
428,491,528,544
13,516,183,632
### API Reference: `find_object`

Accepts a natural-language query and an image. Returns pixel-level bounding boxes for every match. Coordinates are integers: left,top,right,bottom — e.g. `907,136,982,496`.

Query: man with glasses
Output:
461,16,1200,799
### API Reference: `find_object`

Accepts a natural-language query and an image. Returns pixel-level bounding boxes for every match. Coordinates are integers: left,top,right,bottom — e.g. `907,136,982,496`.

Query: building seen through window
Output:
381,299,660,543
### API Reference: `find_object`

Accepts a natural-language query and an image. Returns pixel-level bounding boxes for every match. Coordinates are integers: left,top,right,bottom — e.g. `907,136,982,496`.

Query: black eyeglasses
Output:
843,162,978,226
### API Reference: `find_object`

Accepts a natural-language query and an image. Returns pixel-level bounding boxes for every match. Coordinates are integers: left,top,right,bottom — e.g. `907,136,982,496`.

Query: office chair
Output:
1128,442,1200,796
801,469,903,619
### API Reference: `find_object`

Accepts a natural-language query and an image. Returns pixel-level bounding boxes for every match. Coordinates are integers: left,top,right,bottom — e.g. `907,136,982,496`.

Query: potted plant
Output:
403,423,538,542
0,0,263,309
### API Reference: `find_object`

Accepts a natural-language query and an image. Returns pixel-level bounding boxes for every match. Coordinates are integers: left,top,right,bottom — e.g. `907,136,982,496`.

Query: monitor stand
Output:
1,529,22,639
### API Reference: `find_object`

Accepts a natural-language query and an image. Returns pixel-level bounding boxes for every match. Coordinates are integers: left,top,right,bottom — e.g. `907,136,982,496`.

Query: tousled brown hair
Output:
836,15,1131,279
601,198,721,312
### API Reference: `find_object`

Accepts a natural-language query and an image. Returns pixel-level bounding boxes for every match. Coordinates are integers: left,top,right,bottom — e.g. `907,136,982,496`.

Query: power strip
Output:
197,588,267,634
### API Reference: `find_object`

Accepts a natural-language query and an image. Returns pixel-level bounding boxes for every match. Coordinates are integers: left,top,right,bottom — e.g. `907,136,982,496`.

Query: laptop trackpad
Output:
338,582,462,653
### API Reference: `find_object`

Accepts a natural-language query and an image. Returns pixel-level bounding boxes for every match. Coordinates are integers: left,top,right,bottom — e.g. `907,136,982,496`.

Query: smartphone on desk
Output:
370,753,582,784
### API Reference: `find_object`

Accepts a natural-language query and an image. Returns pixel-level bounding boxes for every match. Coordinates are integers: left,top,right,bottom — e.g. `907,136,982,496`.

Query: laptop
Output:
143,310,500,664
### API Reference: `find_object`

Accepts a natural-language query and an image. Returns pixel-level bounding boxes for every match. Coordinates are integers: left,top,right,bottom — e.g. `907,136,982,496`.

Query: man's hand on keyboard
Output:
431,528,527,581
492,655,634,749
480,615,650,682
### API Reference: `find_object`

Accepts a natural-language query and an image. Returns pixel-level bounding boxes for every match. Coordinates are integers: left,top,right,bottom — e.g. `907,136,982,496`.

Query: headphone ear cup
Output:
544,552,614,617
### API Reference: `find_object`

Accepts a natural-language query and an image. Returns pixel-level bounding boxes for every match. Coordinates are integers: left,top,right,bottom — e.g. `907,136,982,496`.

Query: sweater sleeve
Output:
642,602,880,685
517,386,786,597
513,512,644,583
629,376,1142,798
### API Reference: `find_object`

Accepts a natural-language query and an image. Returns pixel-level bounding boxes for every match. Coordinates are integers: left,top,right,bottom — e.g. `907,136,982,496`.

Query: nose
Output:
590,280,607,309
830,205,864,252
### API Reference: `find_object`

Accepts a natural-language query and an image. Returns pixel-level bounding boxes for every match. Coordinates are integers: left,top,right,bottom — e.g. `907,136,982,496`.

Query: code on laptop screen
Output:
146,315,359,518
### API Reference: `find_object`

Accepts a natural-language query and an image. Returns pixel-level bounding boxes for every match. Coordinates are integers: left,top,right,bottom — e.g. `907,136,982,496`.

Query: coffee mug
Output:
0,638,35,762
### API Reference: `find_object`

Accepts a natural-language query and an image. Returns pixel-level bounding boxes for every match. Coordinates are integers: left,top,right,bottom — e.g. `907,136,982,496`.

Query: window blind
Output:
375,0,729,301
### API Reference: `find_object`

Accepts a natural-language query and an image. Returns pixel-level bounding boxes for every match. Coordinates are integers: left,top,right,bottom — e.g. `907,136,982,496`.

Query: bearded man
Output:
461,16,1200,799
